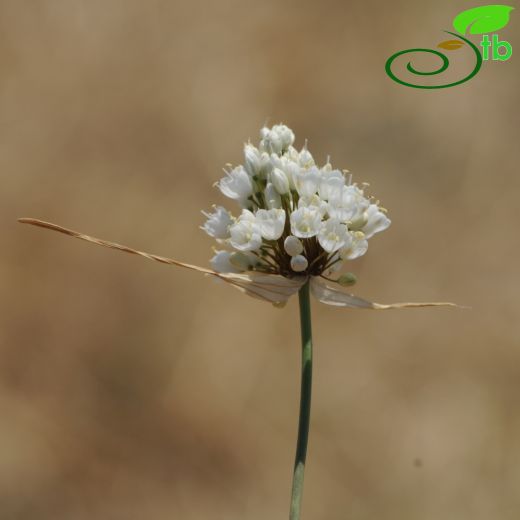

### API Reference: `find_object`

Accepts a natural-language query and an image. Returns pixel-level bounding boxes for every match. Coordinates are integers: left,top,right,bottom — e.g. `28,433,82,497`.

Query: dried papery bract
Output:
17,218,304,304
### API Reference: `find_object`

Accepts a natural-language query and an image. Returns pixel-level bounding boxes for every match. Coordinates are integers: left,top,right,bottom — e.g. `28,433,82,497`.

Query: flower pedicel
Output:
19,124,458,520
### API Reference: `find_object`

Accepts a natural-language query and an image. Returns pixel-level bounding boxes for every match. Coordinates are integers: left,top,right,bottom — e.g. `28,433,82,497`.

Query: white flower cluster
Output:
202,124,390,279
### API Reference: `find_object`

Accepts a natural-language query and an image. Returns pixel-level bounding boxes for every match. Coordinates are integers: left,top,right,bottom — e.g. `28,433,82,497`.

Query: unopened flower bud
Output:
264,182,282,209
298,146,314,168
258,152,273,177
260,124,295,155
277,125,295,150
260,126,270,139
290,254,308,272
271,168,290,194
244,144,261,177
337,273,357,287
284,236,304,256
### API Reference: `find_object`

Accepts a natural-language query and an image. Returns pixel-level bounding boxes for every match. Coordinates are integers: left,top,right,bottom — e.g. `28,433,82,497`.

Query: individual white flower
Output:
340,231,368,260
269,155,298,190
298,193,328,217
284,235,304,256
290,254,308,272
264,182,282,209
210,250,243,273
255,208,286,240
278,125,295,146
269,152,284,170
243,144,261,177
200,206,233,239
283,161,300,191
218,165,253,202
290,207,322,238
293,166,321,198
318,170,345,201
260,124,295,154
284,145,300,163
318,218,351,253
271,168,290,195
298,145,315,168
260,127,281,154
328,185,369,222
229,209,262,251
362,204,391,239
244,144,272,179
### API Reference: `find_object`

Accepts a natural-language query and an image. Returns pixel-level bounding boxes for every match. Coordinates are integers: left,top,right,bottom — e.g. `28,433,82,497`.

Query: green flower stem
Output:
289,279,313,520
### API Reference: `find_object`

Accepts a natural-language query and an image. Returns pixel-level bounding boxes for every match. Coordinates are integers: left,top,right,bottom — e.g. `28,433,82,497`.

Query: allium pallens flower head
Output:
203,124,390,279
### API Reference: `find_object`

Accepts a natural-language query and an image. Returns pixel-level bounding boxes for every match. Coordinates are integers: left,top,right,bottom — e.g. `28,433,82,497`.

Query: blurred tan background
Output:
1,1,519,519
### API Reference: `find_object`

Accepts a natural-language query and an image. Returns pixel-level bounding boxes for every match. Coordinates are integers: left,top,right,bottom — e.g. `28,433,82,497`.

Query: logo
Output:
385,5,514,89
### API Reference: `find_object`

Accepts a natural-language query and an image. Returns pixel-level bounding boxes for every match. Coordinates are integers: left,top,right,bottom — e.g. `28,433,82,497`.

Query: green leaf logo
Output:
453,5,514,35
